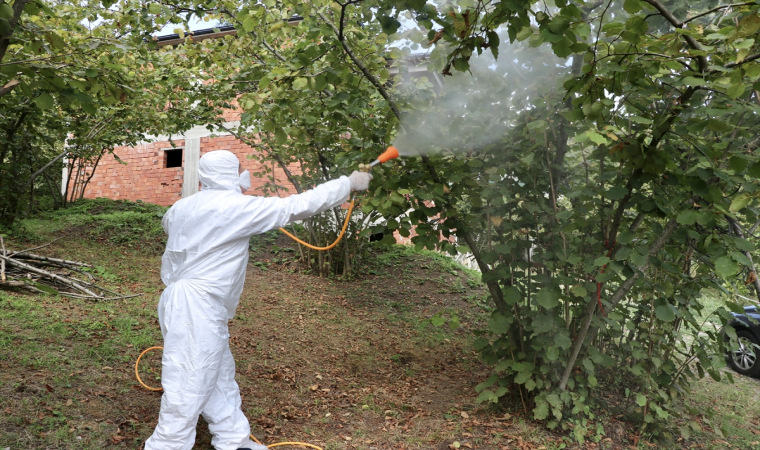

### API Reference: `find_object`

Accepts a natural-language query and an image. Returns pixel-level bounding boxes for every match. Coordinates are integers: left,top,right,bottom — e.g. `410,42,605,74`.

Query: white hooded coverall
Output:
145,150,351,450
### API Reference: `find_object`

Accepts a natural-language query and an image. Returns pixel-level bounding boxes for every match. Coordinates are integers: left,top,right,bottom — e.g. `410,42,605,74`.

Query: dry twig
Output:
0,239,140,301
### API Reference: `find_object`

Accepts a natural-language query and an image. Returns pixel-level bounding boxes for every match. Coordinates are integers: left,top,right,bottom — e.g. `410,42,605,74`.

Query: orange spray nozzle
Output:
368,146,400,168
377,146,400,163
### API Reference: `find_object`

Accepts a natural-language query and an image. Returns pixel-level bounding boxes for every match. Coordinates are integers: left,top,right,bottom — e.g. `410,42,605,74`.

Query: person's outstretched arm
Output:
236,172,371,235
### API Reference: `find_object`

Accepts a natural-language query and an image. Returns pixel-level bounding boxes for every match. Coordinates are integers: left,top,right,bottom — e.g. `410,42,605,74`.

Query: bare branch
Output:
0,255,100,297
10,238,62,257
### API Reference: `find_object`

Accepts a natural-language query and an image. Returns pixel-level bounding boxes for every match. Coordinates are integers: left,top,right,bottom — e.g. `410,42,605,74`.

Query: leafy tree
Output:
123,0,760,436
0,0,232,223
4,0,760,440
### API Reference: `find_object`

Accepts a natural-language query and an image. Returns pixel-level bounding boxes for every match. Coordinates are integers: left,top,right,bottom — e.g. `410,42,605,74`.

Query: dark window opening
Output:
165,149,183,168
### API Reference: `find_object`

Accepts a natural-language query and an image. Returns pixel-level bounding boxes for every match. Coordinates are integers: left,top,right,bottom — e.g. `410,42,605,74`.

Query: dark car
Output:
725,305,760,377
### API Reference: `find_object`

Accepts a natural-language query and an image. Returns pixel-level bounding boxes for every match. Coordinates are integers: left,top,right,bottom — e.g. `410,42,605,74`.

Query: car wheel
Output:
728,329,760,377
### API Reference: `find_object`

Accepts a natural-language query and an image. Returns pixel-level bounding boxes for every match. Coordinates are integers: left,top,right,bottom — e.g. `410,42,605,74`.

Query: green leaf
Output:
729,193,751,212
378,15,401,35
625,16,648,35
453,59,470,72
727,82,746,99
292,77,308,90
729,156,747,172
715,256,740,278
148,2,161,14
655,305,676,322
706,119,731,133
735,238,755,252
548,15,571,34
274,127,288,145
533,399,550,420
516,25,534,41
476,390,494,404
535,288,560,309
34,283,59,295
487,30,499,59
0,3,12,19
570,285,587,297
594,256,610,266
473,337,490,352
636,393,648,407
34,93,54,110
623,0,643,14
602,22,624,35
681,76,706,86
617,230,635,244
504,286,521,305
587,131,607,145
749,162,760,178
575,22,591,40
242,17,257,32
606,186,628,200
677,210,699,225
630,251,648,267
488,312,510,334
731,251,752,267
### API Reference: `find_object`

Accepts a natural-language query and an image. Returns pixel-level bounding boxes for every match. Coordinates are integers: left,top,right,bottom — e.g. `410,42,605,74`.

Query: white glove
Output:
348,171,373,191
239,169,251,193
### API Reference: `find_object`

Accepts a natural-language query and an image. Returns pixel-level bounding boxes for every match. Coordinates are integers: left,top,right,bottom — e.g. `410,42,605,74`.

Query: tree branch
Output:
723,52,760,70
0,0,31,64
317,11,403,121
25,150,67,190
640,0,708,72
682,2,755,25
0,79,18,97
335,0,364,41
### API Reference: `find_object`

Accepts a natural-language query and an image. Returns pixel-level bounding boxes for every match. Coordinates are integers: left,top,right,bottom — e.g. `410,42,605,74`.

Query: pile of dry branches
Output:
0,237,142,301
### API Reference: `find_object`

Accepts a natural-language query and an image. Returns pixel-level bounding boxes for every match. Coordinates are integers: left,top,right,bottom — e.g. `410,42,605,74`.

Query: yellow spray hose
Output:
277,199,355,251
135,346,324,450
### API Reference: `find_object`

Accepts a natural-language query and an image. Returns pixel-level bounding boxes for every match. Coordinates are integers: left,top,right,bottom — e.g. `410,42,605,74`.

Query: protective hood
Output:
199,150,241,192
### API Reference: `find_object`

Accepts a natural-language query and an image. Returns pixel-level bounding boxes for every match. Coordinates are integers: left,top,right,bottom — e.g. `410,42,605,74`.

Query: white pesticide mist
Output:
390,29,570,159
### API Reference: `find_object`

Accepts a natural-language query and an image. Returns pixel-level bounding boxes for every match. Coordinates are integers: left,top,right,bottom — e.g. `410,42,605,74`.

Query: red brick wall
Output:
70,140,185,206
72,135,298,207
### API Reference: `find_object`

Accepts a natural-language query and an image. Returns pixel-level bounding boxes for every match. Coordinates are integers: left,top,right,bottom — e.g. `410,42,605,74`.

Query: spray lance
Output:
270,146,401,251
358,146,400,172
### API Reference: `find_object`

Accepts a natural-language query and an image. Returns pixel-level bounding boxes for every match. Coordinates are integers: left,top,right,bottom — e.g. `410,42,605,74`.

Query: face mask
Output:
239,170,251,193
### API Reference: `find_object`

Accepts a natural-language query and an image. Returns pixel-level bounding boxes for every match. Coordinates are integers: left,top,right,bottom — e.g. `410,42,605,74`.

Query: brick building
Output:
65,121,298,206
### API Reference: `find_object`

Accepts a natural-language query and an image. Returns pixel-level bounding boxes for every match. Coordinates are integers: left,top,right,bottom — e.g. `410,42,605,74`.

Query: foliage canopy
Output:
2,0,760,440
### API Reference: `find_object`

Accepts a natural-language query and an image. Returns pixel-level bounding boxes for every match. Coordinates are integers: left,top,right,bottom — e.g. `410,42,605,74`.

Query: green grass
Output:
17,198,168,252
3,198,760,450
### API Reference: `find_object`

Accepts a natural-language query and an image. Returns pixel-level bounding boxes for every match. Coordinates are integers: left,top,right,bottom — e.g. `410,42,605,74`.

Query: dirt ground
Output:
4,224,755,450
0,231,574,450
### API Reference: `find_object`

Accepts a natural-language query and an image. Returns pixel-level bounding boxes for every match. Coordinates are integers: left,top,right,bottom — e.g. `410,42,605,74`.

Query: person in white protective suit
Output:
144,150,372,450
